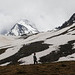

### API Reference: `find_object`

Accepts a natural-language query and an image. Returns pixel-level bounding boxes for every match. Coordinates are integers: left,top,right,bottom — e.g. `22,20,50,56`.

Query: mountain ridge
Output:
56,13,75,29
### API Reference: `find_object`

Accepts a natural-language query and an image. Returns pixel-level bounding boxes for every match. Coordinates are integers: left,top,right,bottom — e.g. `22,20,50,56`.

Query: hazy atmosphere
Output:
0,0,75,34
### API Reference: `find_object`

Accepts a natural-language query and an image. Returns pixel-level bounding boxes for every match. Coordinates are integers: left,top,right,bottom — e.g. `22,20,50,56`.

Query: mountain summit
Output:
6,19,39,36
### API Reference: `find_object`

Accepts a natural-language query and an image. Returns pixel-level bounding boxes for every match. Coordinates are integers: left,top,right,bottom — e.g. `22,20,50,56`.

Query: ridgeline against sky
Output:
0,0,75,34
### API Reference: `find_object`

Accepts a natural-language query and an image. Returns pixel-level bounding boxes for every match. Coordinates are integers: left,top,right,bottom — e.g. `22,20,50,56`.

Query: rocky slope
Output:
57,13,75,29
0,14,75,66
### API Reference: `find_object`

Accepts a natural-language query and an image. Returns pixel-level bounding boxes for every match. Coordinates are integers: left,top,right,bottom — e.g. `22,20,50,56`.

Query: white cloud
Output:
0,0,75,34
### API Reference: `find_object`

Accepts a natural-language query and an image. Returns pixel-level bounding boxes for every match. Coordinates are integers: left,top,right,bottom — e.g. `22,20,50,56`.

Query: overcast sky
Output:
0,0,75,34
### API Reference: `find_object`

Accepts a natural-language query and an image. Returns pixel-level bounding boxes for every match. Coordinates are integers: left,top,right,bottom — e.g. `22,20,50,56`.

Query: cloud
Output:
0,0,75,34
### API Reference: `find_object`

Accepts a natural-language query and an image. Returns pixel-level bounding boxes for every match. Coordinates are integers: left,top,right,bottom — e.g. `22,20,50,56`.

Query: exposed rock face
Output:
57,13,75,29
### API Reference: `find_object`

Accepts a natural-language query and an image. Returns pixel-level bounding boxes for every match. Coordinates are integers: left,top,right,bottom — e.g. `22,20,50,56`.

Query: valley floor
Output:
0,61,75,75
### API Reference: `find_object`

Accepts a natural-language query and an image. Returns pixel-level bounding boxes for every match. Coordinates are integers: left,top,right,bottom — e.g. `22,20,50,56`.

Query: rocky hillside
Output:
57,13,75,29
0,14,75,66
0,22,75,66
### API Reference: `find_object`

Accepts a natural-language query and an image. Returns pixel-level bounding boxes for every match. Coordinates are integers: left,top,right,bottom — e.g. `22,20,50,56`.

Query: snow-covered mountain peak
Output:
6,19,39,36
18,19,36,28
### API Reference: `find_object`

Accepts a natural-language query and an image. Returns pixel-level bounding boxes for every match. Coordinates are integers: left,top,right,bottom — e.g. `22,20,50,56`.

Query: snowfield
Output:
0,23,75,66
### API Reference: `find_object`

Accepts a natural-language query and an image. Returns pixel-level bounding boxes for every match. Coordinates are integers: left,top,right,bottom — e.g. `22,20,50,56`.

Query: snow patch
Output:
0,62,10,66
